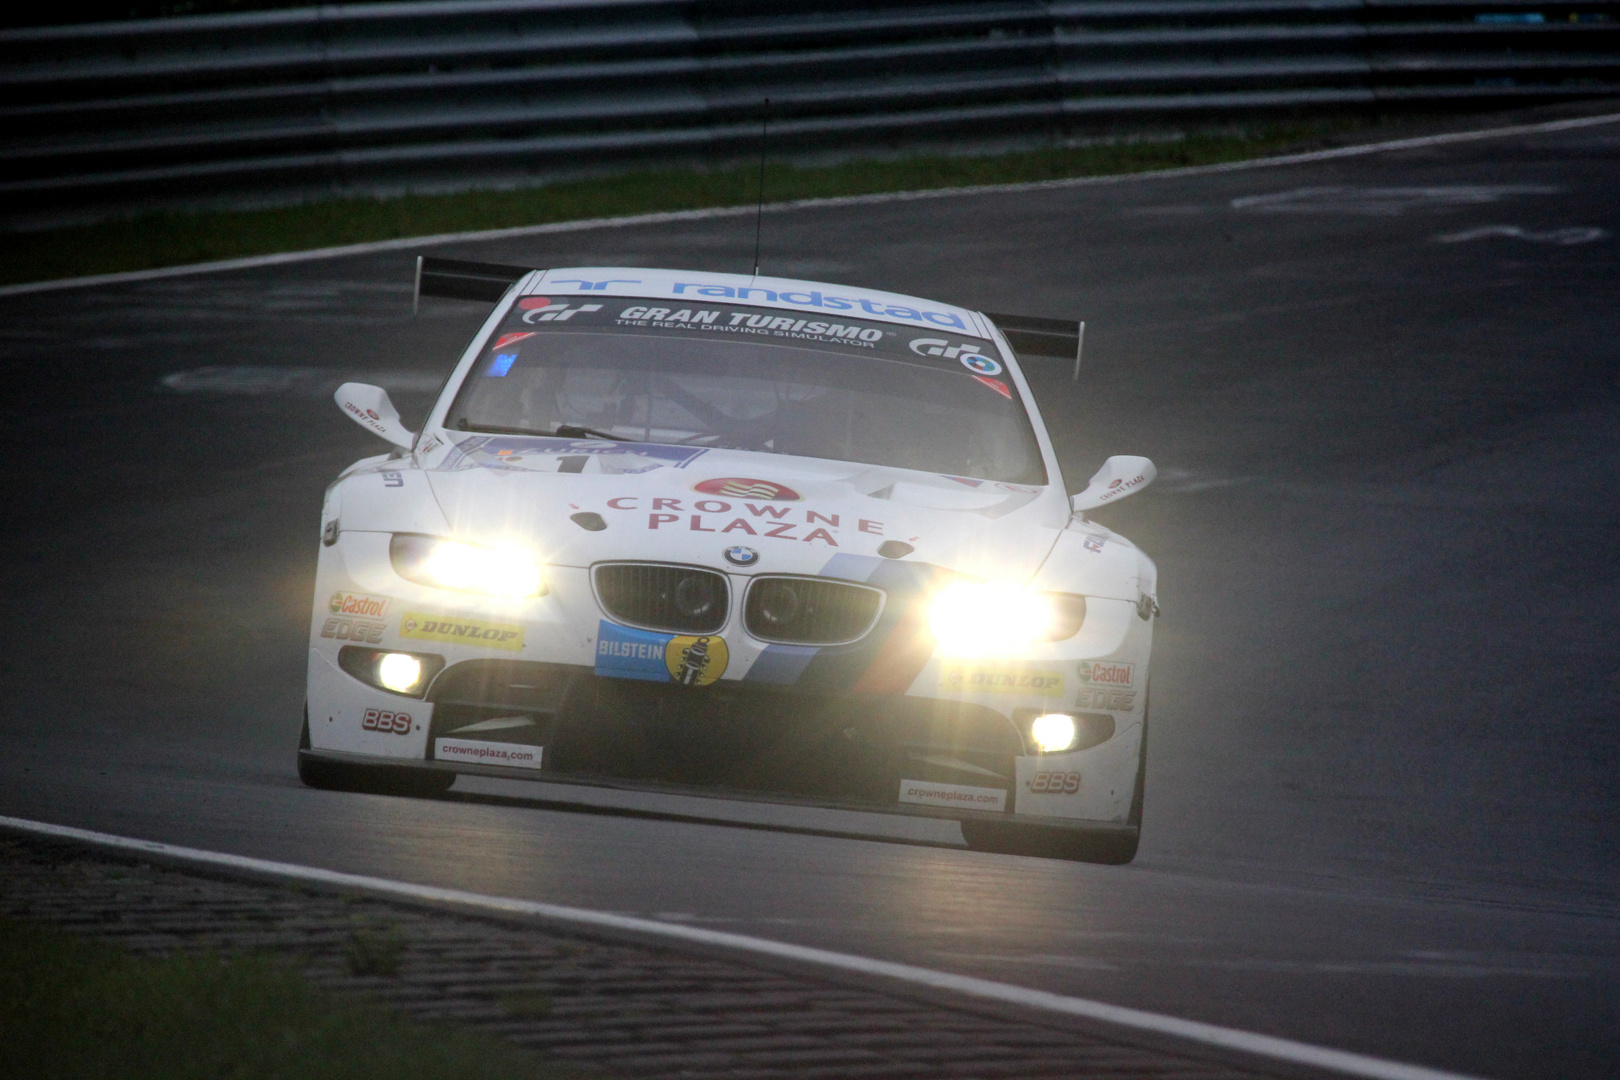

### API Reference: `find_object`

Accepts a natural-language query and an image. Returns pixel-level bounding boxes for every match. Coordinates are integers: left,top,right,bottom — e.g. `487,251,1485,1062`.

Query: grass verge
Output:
0,120,1372,287
0,915,590,1080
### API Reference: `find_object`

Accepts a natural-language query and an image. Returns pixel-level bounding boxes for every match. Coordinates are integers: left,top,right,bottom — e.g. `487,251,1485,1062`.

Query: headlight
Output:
390,534,546,597
926,581,1086,656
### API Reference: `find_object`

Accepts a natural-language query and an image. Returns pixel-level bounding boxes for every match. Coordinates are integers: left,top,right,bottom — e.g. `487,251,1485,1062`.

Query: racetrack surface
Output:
3,115,1617,1079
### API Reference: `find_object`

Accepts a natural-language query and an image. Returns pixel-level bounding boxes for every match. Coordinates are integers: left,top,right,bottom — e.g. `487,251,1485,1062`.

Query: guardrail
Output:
2,0,1616,210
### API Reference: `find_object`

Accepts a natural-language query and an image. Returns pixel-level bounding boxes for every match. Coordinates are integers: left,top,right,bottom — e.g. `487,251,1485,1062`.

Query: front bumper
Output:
308,530,1152,825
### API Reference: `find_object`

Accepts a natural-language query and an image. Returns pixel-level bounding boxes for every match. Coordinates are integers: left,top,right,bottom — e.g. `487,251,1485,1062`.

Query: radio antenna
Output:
751,98,769,277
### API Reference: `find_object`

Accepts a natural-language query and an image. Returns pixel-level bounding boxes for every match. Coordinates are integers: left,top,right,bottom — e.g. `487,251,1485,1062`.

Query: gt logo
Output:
362,708,412,735
1027,771,1081,795
908,337,1003,375
518,297,604,323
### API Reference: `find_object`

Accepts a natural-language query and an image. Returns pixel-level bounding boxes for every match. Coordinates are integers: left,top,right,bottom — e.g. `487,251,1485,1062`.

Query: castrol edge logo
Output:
1077,661,1133,687
692,477,801,501
330,591,389,618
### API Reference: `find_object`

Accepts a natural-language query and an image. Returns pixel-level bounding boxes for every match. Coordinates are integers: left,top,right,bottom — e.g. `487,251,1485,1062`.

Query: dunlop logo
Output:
400,612,524,651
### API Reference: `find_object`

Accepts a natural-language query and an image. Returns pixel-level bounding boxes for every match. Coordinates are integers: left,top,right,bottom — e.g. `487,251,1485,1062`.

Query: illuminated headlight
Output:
926,582,1086,656
337,646,444,697
390,534,546,597
1030,713,1080,754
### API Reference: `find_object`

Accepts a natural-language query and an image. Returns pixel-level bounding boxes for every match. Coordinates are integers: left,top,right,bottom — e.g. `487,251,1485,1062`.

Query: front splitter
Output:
296,748,1138,838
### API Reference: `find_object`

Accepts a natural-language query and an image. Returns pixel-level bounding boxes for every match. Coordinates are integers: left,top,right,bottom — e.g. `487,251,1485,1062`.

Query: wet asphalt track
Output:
3,114,1618,1080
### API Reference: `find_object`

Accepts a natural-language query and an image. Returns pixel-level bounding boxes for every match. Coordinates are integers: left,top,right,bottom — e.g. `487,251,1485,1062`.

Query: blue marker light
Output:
487,353,518,377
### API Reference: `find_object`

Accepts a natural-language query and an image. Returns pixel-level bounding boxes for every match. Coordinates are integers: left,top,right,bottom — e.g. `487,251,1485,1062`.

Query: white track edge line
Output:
3,109,1617,299
0,813,1485,1080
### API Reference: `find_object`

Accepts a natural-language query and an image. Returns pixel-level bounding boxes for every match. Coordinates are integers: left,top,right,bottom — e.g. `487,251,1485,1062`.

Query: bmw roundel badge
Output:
723,545,760,567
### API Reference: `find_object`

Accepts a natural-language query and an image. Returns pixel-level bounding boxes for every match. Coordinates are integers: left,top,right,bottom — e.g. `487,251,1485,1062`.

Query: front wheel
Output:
298,708,454,798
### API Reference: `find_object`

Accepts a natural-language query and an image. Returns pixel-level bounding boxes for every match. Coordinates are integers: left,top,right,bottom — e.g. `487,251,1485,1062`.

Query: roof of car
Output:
528,267,991,337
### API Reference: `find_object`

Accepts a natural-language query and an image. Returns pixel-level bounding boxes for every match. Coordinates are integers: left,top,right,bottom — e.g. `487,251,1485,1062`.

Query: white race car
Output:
300,259,1159,862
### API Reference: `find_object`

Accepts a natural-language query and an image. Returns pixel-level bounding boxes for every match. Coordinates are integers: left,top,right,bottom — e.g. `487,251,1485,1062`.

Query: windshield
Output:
444,297,1046,484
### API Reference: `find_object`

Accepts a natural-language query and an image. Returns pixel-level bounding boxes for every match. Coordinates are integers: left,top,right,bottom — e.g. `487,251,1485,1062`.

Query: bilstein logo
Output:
664,634,729,686
693,478,801,501
400,612,524,651
1078,661,1133,686
330,591,389,617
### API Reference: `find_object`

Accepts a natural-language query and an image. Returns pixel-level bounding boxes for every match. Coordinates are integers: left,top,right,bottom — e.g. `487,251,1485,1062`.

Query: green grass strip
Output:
1,122,1368,288
0,915,592,1080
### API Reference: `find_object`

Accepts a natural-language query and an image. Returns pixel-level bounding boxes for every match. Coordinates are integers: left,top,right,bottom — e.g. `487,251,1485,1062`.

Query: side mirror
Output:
334,382,415,449
1070,455,1156,513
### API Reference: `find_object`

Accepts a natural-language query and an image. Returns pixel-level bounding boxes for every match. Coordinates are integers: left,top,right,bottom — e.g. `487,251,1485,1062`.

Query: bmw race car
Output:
299,258,1159,862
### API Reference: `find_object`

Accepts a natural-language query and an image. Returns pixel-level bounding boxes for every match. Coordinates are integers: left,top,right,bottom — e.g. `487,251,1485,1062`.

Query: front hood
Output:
421,434,1068,581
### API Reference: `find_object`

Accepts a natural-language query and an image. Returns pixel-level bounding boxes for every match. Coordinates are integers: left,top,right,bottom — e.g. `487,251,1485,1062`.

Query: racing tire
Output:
297,709,454,798
1125,707,1148,831
961,708,1148,864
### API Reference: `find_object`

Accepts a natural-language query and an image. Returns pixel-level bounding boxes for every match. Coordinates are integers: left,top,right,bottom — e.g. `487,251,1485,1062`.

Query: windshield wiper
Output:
552,424,626,441
457,420,638,442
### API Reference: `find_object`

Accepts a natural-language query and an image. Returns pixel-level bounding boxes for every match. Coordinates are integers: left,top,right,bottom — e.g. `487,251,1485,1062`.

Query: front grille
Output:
744,576,884,645
593,563,729,633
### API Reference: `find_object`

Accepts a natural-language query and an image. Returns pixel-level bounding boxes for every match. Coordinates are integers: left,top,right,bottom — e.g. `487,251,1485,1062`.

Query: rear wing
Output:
411,261,1087,380
983,311,1086,382
414,256,538,311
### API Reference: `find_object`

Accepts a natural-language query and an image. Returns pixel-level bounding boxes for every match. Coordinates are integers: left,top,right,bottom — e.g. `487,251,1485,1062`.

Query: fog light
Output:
376,652,423,694
1031,713,1079,754
337,646,444,698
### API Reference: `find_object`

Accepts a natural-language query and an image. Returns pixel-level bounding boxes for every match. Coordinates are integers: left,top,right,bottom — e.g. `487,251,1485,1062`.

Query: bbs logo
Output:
1028,771,1081,795
362,708,412,735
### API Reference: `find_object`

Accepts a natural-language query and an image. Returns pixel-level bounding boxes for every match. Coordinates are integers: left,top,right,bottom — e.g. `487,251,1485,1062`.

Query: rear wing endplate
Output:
984,311,1086,381
414,256,539,311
